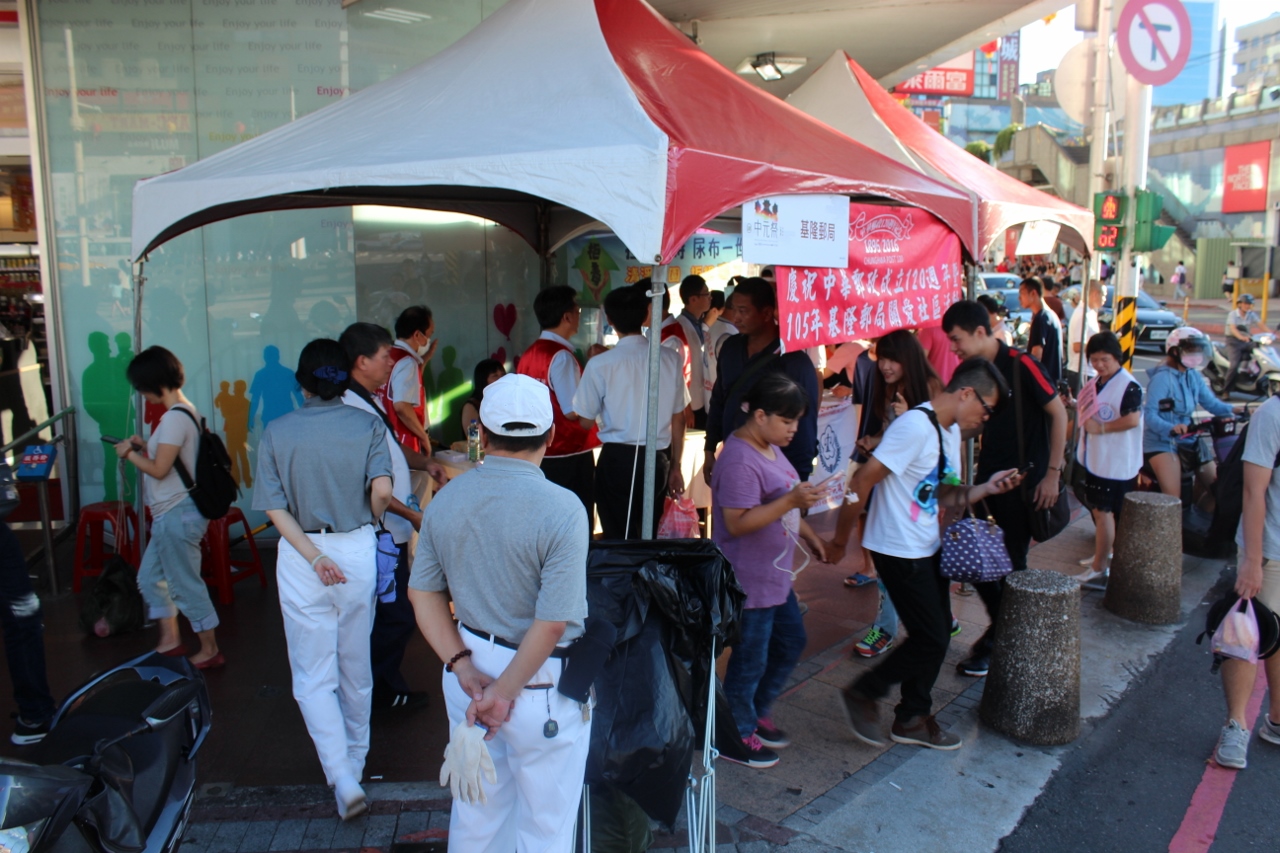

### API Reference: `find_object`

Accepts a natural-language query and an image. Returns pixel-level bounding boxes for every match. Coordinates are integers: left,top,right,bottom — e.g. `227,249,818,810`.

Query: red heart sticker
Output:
491,346,506,364
493,304,517,340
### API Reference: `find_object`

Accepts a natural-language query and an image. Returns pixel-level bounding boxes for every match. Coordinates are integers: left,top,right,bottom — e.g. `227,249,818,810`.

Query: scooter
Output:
1203,333,1280,399
0,652,211,853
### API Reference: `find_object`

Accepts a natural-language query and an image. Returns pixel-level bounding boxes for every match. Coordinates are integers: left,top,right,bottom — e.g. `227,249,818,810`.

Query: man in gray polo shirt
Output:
408,373,589,852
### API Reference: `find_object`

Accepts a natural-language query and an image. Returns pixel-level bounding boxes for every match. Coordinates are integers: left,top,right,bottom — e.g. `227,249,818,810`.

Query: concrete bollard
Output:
979,569,1080,745
1104,491,1182,625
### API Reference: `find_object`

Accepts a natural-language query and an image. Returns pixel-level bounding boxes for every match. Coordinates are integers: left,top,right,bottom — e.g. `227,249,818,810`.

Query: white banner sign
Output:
742,194,850,268
1015,220,1061,256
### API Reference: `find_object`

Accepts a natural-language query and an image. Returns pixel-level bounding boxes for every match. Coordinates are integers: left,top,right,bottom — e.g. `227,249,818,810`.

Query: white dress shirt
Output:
675,312,707,411
539,330,583,416
572,334,690,448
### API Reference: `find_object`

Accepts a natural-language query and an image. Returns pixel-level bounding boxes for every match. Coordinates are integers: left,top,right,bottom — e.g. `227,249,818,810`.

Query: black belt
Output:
462,623,569,658
304,526,334,534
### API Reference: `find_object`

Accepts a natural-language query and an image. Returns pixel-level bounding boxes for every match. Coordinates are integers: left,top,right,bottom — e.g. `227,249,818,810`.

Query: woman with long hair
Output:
849,331,946,659
460,358,506,435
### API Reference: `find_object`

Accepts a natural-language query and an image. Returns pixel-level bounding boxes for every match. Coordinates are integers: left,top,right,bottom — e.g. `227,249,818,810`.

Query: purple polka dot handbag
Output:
940,504,1014,584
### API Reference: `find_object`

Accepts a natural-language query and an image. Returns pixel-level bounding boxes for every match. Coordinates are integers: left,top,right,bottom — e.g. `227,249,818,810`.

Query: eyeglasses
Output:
978,397,998,418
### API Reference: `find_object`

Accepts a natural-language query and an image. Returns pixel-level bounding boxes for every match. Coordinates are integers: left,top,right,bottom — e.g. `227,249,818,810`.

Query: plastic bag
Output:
80,556,145,637
1212,598,1260,664
375,529,399,603
656,496,699,539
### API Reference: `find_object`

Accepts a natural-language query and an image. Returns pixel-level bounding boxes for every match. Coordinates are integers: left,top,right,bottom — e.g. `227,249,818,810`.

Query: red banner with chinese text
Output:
776,203,963,348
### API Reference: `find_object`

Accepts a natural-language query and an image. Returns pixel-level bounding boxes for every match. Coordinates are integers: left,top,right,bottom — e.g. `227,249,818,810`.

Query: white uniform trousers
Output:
445,627,591,853
277,526,377,787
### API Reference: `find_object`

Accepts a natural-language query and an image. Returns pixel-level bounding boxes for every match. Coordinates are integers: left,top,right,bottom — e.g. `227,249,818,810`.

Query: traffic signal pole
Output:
1115,75,1152,368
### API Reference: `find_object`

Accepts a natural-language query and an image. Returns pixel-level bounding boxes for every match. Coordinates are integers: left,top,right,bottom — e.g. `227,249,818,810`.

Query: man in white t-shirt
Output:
1066,283,1105,394
827,359,1021,751
1223,293,1266,394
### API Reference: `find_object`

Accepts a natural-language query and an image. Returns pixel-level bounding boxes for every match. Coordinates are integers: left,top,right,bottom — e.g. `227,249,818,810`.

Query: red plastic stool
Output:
73,502,140,592
201,507,266,605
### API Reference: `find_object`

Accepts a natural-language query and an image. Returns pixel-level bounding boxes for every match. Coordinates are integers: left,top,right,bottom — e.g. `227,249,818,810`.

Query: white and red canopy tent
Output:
786,51,1095,259
128,0,980,548
131,0,977,265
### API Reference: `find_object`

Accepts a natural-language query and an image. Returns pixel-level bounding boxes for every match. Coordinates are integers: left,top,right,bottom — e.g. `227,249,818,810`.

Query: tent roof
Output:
132,0,976,263
787,52,1094,257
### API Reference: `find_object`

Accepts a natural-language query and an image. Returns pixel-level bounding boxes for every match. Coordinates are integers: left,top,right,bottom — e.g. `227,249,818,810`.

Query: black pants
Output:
971,487,1035,657
1223,339,1253,391
371,544,415,694
853,550,951,721
0,522,54,723
596,443,669,539
692,408,707,431
541,452,594,525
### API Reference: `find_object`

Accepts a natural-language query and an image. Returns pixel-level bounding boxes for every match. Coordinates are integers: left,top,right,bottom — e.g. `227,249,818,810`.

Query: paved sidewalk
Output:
173,507,1230,852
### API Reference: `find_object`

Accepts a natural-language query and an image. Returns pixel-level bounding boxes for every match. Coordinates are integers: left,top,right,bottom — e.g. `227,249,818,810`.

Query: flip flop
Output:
843,573,877,588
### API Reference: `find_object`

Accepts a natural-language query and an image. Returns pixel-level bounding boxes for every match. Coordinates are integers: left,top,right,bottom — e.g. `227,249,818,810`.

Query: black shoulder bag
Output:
1014,353,1071,542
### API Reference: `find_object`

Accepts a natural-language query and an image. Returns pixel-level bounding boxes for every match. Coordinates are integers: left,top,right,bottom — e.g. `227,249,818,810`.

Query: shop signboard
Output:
998,33,1021,101
1222,141,1271,213
776,203,963,349
741,194,850,269
896,53,976,97
565,231,747,307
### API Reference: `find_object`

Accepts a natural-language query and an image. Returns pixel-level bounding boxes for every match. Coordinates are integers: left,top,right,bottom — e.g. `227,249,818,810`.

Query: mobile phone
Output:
100,435,123,445
1017,463,1034,476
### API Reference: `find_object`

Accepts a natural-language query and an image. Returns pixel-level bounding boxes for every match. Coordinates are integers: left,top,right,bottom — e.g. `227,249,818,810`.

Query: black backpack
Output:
171,406,238,520
1209,422,1280,543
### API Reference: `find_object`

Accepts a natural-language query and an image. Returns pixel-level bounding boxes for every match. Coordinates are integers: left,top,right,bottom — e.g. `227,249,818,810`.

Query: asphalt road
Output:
999,569,1280,852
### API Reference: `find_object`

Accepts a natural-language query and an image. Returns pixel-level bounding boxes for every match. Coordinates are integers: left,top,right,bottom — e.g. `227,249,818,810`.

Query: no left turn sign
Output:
1117,0,1193,86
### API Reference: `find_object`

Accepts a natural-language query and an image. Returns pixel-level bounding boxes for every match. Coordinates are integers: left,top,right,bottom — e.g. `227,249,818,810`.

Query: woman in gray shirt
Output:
253,338,394,821
116,346,222,668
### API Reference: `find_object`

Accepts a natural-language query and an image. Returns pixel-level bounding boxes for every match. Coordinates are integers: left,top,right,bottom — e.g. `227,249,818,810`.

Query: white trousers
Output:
445,628,591,853
277,526,377,787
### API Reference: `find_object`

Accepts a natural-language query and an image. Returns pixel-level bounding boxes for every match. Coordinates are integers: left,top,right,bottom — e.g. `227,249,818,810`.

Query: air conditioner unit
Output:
1265,85,1280,104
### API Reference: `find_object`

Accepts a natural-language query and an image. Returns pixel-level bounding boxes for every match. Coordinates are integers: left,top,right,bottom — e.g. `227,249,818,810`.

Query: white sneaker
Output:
334,776,368,821
1215,720,1249,769
1260,715,1280,747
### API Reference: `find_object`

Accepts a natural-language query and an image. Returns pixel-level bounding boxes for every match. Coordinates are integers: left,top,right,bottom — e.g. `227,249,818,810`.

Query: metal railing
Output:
4,406,78,595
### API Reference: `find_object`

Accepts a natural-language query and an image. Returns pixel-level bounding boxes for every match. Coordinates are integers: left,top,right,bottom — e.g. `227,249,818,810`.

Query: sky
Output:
1017,0,1280,86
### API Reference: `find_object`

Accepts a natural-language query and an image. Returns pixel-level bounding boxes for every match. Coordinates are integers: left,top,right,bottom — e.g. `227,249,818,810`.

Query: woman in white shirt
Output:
116,347,222,669
1073,331,1143,584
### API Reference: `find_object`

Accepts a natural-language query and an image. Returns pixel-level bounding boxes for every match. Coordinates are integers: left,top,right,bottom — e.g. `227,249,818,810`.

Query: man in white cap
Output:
407,373,590,852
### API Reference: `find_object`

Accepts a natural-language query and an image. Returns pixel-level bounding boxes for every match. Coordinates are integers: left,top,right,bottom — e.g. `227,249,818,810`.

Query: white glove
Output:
439,722,497,804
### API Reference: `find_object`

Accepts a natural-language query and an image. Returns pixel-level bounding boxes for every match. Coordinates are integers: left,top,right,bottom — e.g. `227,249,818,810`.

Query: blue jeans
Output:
137,497,218,632
875,580,900,637
725,591,807,739
0,522,53,724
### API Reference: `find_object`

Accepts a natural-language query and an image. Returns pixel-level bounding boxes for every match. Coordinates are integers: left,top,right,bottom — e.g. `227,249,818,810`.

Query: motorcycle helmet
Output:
1165,326,1213,370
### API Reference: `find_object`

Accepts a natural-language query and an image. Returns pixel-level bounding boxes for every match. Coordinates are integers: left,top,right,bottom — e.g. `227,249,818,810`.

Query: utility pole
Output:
1114,76,1151,368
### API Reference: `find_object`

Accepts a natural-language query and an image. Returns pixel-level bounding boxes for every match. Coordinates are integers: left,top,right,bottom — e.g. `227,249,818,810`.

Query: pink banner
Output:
776,203,964,348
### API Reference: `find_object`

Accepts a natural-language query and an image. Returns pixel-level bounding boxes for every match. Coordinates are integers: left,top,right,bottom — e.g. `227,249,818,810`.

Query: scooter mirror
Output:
141,680,202,729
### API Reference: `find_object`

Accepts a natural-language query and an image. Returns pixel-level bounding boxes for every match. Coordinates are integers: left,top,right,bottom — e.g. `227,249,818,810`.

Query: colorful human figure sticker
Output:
248,345,303,431
215,379,253,487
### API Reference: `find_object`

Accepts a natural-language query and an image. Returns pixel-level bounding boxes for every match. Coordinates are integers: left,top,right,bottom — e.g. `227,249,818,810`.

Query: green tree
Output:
993,124,1022,159
964,140,992,163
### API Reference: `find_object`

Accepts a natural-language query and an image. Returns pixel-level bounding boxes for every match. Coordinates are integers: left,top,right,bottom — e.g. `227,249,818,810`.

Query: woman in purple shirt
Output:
712,374,828,769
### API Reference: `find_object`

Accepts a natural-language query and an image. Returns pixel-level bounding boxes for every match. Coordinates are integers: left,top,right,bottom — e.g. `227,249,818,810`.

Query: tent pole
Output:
537,203,551,289
132,258,148,556
642,267,667,540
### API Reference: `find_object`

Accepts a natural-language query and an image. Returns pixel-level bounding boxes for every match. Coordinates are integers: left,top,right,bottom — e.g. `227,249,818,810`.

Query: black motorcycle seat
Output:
35,679,187,836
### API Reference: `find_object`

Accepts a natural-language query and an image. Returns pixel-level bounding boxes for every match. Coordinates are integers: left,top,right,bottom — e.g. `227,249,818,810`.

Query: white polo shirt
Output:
572,334,689,448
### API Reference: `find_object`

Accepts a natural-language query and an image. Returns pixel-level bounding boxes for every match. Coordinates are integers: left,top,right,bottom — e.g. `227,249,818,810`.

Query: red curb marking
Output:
1167,665,1267,852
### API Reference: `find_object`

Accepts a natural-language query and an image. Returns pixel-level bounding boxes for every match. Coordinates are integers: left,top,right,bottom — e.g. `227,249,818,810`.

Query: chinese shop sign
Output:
742,194,850,269
776,203,963,348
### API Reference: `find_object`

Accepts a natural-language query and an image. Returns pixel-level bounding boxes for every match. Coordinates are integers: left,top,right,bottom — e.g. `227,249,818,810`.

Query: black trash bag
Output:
79,556,145,637
585,540,745,830
585,611,692,829
588,539,745,660
586,784,654,853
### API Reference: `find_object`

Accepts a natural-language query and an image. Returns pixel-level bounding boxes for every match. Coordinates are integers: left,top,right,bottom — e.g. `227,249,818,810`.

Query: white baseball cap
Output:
479,374,554,436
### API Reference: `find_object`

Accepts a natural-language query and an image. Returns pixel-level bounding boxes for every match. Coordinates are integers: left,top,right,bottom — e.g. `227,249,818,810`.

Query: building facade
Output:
1232,13,1280,92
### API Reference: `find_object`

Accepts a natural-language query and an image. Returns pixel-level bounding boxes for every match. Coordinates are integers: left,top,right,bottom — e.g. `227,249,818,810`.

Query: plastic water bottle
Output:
467,419,481,463
406,494,421,513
